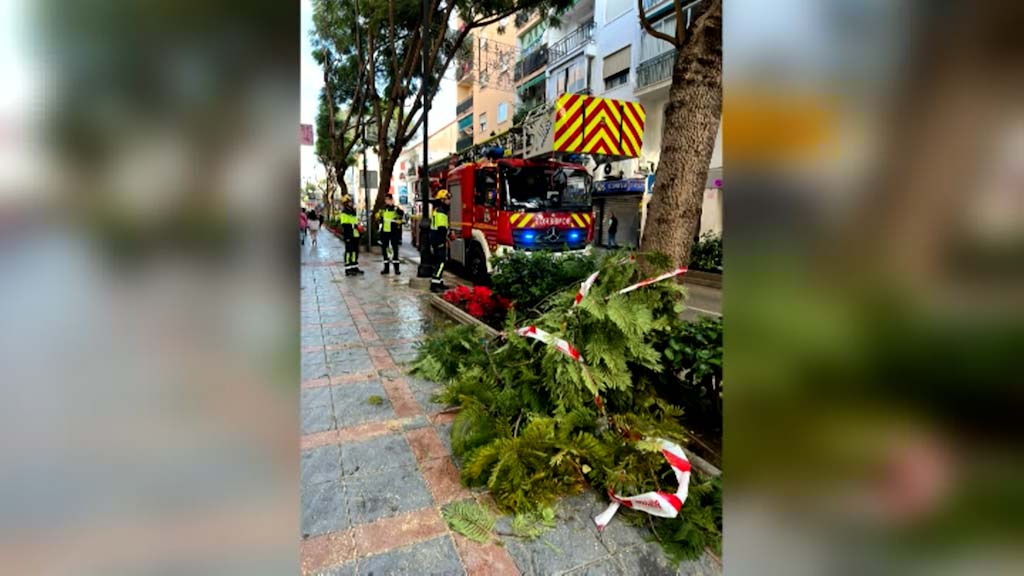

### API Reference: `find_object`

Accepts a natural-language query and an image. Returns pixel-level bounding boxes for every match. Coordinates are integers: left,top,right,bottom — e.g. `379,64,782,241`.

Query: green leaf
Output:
442,501,495,544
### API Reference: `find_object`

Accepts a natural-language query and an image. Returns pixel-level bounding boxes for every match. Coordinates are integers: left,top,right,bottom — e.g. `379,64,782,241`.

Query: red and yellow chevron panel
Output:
509,213,535,228
569,213,593,228
552,95,646,158
619,101,646,157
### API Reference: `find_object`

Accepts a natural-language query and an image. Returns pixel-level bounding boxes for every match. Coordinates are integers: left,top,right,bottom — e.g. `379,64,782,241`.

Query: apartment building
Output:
395,119,458,211
455,19,519,152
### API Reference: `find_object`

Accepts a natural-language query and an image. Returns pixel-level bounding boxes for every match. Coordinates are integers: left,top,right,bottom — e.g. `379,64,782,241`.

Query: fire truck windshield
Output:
501,166,591,211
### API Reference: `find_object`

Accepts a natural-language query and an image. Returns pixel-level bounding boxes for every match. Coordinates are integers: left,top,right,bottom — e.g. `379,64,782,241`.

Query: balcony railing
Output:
549,21,595,63
642,0,673,12
456,134,474,152
514,45,548,82
456,96,473,116
637,49,675,89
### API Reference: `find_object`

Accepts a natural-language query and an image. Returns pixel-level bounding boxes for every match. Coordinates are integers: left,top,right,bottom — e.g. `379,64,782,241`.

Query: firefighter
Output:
429,189,451,293
339,195,365,276
376,194,405,275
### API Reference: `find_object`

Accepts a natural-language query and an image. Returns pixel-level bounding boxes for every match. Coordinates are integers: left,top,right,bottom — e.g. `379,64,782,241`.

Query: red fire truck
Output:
417,94,646,279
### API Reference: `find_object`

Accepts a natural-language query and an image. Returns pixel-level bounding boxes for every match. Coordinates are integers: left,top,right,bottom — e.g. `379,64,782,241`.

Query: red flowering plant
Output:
441,285,511,328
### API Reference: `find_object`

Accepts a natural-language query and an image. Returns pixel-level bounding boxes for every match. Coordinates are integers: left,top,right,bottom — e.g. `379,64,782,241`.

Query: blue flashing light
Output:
486,146,505,159
567,230,582,242
522,231,536,243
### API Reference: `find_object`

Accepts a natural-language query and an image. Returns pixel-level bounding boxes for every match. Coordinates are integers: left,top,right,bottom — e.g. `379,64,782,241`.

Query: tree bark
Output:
640,0,721,270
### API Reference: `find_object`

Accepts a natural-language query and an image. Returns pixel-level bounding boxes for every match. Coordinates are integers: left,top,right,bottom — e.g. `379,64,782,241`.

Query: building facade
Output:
455,19,519,152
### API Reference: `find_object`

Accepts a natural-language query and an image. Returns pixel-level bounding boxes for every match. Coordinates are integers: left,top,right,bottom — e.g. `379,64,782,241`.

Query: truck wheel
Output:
467,243,488,284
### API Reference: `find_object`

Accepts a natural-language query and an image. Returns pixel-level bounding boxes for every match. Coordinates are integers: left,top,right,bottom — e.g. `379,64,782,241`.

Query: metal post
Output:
416,1,434,277
363,124,372,249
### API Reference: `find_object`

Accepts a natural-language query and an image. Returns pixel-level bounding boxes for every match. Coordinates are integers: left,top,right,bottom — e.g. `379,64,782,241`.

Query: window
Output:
518,23,546,53
640,15,676,62
479,112,487,133
605,70,628,89
603,46,631,90
497,102,509,123
556,60,587,96
475,167,498,207
605,0,631,21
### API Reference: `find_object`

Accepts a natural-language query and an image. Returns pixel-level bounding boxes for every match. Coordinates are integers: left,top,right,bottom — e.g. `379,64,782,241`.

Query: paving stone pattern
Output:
300,231,721,575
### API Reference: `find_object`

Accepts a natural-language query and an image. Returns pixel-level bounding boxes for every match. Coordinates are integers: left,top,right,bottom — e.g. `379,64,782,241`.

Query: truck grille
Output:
512,228,587,251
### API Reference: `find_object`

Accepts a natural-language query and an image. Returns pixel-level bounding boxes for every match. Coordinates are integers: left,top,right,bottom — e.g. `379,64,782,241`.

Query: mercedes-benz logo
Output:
543,227,559,242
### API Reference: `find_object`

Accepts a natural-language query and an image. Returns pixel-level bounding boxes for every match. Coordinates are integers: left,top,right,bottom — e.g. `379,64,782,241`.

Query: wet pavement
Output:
300,229,721,575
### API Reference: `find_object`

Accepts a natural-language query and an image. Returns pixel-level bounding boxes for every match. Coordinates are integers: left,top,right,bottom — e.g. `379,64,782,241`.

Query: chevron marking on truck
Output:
620,102,646,156
571,213,585,227
582,98,623,155
516,214,534,228
553,94,585,152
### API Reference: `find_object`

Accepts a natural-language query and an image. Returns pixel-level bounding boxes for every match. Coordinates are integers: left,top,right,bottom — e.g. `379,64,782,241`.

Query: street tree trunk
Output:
640,0,722,269
373,155,398,215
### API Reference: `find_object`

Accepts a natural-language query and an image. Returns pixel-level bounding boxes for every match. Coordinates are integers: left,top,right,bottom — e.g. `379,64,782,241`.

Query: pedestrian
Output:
307,209,320,247
607,211,619,248
339,196,365,275
376,194,405,275
299,209,308,245
429,189,451,293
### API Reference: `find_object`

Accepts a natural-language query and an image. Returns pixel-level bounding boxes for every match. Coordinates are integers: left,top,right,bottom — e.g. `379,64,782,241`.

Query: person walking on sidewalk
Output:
339,196,365,276
307,209,320,247
376,194,405,275
607,211,619,248
429,189,451,293
299,209,307,245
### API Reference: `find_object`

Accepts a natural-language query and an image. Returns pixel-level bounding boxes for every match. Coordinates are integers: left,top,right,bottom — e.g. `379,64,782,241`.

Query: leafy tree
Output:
637,0,722,270
311,0,575,217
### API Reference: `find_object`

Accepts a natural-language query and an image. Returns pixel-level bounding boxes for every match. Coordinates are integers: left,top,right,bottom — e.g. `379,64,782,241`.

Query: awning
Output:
517,72,547,93
603,46,631,78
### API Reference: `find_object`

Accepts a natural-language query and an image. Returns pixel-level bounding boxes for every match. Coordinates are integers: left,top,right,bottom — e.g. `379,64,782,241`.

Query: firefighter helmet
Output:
340,194,352,204
435,189,449,200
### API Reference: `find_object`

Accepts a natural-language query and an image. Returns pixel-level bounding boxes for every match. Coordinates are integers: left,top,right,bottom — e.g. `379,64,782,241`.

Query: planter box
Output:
684,270,722,289
428,294,501,339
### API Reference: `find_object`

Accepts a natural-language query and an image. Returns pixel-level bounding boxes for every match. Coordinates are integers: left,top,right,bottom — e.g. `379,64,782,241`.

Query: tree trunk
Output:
373,155,398,215
640,0,722,270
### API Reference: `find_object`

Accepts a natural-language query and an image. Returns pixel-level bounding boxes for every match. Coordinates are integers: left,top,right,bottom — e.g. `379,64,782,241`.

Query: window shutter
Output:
603,46,631,79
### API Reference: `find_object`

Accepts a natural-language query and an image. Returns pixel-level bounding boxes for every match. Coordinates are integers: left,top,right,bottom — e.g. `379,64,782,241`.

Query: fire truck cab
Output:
423,93,646,279
444,154,594,279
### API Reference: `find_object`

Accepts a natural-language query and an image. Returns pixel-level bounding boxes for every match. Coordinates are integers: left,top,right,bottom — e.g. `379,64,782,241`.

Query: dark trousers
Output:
344,237,360,272
431,235,447,286
381,229,401,273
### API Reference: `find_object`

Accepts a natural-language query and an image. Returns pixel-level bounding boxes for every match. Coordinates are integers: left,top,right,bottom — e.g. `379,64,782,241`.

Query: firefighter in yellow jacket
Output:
429,189,451,293
375,194,405,275
339,195,365,276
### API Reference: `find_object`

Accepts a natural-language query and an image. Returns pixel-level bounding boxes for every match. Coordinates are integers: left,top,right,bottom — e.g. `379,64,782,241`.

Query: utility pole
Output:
416,0,433,278
363,123,373,249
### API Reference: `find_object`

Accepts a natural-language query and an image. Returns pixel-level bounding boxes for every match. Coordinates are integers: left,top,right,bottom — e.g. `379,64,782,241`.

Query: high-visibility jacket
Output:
340,207,359,239
379,207,404,233
430,204,449,232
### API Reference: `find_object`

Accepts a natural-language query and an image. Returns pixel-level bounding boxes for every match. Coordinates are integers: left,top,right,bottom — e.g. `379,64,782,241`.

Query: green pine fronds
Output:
511,507,556,539
442,501,495,544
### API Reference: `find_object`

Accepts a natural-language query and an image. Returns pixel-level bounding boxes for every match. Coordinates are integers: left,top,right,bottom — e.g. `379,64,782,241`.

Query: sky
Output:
300,0,457,183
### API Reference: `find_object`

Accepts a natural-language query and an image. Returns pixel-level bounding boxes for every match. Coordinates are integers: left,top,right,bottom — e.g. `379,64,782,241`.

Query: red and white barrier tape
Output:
516,325,581,361
615,266,688,297
573,271,601,307
594,438,692,530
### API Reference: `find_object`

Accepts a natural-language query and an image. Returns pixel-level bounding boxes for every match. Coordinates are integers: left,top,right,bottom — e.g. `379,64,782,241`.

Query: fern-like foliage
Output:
511,507,556,539
442,501,495,544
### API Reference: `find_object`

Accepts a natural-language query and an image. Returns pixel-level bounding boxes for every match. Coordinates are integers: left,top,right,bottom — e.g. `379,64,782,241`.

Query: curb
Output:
427,294,501,339
684,270,722,289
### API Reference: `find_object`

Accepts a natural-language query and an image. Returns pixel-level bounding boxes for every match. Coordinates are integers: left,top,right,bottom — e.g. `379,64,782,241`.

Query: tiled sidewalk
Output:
300,232,721,575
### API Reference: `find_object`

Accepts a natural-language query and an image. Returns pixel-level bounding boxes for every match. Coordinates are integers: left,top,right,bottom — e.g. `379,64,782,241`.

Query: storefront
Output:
592,178,646,249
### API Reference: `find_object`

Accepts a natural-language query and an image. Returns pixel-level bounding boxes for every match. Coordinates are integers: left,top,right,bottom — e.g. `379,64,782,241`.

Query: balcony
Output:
456,96,474,117
456,134,474,152
455,59,473,84
637,49,675,89
548,21,595,64
642,0,673,12
514,45,548,82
